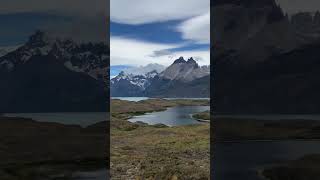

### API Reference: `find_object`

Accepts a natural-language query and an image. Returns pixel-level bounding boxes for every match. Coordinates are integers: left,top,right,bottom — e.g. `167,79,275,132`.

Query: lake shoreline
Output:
3,112,108,127
110,98,210,179
129,106,209,126
213,117,320,180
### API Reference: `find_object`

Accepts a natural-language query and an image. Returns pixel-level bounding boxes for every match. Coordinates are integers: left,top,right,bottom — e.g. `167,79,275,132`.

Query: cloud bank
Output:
110,36,209,66
110,0,209,25
176,11,210,44
110,0,210,67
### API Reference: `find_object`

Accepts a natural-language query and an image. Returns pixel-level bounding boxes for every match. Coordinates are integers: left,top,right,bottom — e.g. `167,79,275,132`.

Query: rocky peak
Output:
173,56,186,64
145,70,159,78
187,57,199,68
0,30,109,83
159,57,209,82
26,30,54,48
118,71,126,77
187,57,196,63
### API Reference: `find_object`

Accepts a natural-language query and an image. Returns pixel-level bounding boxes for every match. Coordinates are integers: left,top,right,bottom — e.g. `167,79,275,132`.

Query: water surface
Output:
129,106,209,126
72,169,107,180
112,97,210,102
213,140,320,180
4,112,108,127
215,114,320,120
111,97,150,102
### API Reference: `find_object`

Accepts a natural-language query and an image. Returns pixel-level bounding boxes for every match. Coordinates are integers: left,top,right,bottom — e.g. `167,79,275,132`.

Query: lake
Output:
4,112,109,127
112,97,210,102
129,106,210,126
111,97,150,101
72,169,108,180
213,114,320,179
213,140,320,180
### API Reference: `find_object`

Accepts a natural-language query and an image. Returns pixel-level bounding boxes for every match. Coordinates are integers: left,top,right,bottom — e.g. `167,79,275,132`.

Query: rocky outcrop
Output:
212,0,320,113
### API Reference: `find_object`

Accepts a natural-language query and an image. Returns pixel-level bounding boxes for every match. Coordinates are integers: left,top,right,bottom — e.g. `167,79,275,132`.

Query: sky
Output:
110,0,210,76
3,0,319,77
0,0,108,46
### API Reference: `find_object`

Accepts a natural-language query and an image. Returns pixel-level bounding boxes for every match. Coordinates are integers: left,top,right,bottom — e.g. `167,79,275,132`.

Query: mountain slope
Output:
212,0,320,65
111,57,210,98
212,0,320,113
146,74,210,98
0,31,109,112
214,39,320,113
159,57,209,82
111,68,160,97
145,57,210,98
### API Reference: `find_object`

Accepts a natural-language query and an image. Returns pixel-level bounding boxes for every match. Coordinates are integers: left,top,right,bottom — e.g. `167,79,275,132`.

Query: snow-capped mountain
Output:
0,45,21,58
110,64,163,97
0,31,109,112
111,70,158,89
111,57,210,97
0,31,109,83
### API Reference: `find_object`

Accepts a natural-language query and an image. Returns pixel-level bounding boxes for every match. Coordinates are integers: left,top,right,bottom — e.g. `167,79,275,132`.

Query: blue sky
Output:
111,21,184,44
110,0,210,76
110,0,320,77
0,0,210,78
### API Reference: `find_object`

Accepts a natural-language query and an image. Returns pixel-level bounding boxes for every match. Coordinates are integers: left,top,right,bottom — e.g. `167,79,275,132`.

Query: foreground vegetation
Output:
192,111,210,122
262,154,320,180
0,117,107,180
110,99,210,179
214,117,320,180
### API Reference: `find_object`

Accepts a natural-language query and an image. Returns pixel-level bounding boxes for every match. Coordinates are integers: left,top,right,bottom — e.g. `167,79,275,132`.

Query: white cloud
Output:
112,0,211,66
177,11,210,44
111,0,210,44
110,0,209,25
111,36,179,66
111,36,210,66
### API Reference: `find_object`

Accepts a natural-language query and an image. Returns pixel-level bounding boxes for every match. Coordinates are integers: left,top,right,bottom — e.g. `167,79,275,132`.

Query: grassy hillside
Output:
110,99,210,179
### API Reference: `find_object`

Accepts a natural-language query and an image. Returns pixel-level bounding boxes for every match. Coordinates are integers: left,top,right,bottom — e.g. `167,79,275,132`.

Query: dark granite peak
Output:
173,57,187,64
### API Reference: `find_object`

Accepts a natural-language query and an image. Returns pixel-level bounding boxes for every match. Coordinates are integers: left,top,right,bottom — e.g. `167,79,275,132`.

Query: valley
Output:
111,57,210,98
110,99,210,179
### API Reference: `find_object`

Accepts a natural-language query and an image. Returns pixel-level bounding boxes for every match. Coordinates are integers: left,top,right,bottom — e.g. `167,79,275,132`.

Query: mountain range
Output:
213,0,320,113
0,31,109,112
111,57,210,97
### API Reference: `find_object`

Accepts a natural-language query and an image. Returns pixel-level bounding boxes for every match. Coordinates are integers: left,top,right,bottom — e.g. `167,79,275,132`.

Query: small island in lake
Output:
193,110,210,122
